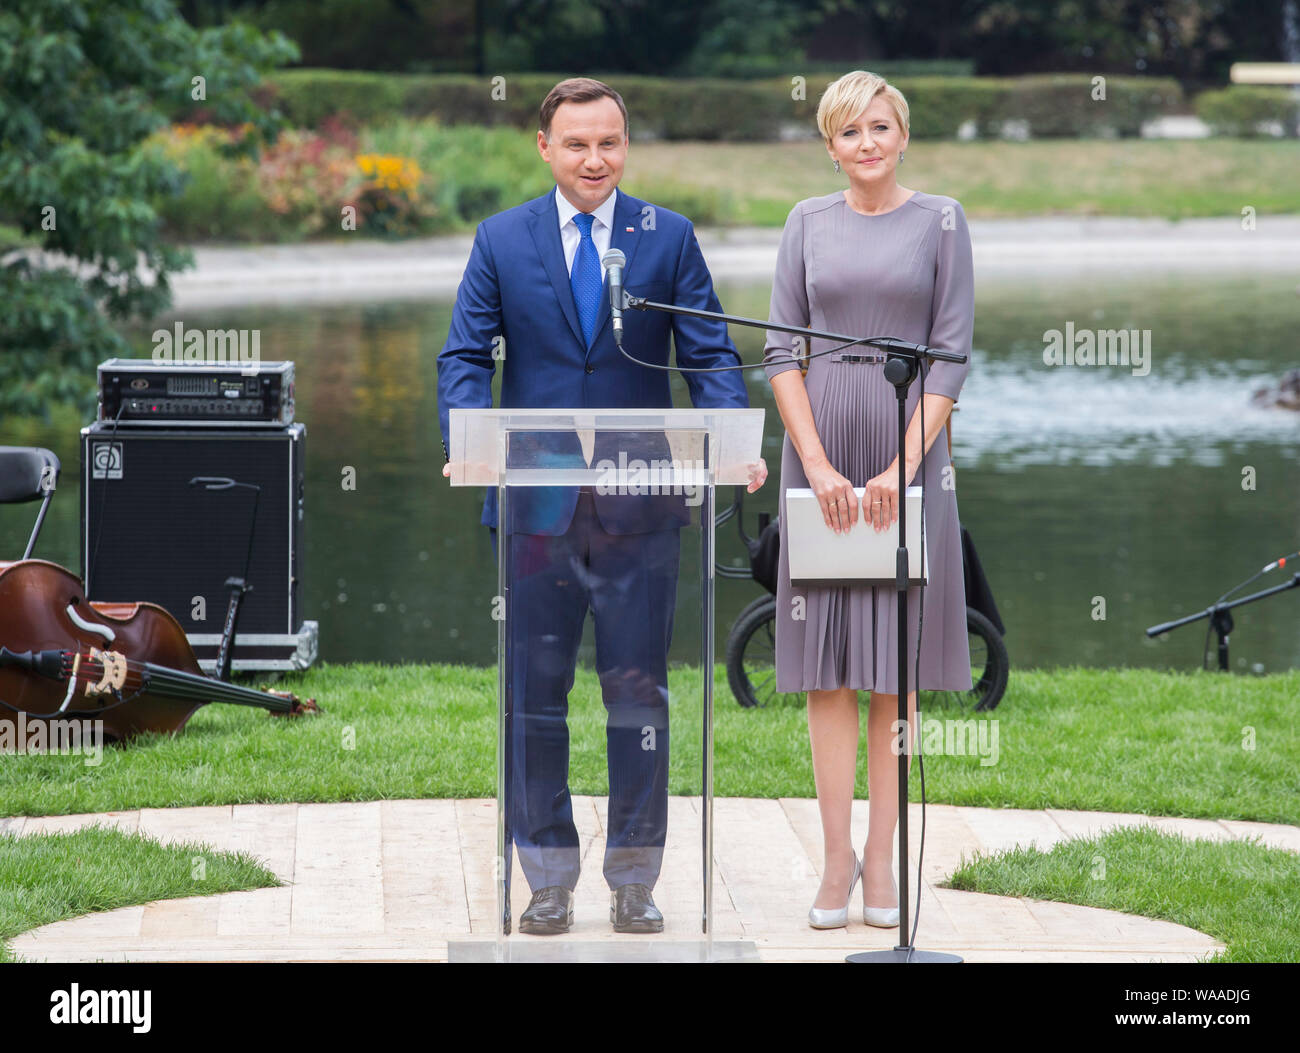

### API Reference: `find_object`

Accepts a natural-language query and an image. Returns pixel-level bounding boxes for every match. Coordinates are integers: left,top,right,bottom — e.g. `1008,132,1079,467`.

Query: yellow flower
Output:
354,153,422,198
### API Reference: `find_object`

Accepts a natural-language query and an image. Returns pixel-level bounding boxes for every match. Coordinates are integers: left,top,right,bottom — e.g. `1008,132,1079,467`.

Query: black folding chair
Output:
0,446,62,559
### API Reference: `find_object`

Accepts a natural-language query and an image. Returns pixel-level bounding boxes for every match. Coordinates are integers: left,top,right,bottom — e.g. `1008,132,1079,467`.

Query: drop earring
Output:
899,151,905,163
832,159,840,173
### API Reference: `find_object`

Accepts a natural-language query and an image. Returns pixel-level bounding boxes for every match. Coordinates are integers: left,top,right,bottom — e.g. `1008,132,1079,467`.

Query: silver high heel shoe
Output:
863,869,900,928
808,854,862,929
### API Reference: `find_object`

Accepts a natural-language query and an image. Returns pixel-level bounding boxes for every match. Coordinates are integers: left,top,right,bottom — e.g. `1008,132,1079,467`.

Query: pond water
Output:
4,271,1298,675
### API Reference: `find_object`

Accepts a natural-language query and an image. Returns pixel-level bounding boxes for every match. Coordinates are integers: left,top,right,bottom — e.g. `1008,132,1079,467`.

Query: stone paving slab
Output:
9,798,1290,964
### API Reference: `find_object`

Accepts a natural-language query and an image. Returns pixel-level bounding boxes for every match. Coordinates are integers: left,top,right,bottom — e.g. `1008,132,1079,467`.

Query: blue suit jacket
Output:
437,187,749,535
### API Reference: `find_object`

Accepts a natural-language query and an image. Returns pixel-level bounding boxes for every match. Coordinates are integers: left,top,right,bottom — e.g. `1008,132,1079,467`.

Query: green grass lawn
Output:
0,826,278,963
351,124,1300,234
949,825,1300,963
1,664,1294,823
622,138,1300,224
3,662,1296,962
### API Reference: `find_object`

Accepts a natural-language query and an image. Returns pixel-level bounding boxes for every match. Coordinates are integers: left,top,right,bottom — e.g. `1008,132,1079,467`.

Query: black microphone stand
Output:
622,294,966,964
1146,573,1300,670
189,476,261,683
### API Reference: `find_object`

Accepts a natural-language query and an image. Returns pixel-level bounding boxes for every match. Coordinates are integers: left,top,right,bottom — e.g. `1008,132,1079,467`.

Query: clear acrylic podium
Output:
448,407,763,962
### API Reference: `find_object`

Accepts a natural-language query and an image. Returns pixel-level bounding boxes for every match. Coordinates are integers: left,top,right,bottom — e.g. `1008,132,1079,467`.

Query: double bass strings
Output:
65,652,296,711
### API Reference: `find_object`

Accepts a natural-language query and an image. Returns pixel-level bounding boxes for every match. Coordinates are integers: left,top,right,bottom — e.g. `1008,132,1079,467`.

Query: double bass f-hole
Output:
66,602,116,642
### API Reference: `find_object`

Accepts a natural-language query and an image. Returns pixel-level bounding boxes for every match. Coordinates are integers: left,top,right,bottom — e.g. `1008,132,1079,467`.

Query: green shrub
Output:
149,122,445,241
618,77,790,141
360,120,551,227
360,119,737,227
146,128,282,242
259,129,359,237
1196,86,1300,138
884,76,1008,139
351,152,441,236
397,74,553,127
262,70,1183,142
977,75,1183,138
626,181,736,226
269,69,410,127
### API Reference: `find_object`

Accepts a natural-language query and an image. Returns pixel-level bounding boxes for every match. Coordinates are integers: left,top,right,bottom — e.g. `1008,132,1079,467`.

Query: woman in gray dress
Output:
763,71,974,930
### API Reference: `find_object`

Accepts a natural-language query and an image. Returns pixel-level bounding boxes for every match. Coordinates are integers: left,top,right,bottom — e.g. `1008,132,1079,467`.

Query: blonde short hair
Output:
816,70,909,143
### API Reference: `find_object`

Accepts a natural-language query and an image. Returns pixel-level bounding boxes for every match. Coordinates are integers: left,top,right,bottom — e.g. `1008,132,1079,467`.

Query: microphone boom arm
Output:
623,295,968,365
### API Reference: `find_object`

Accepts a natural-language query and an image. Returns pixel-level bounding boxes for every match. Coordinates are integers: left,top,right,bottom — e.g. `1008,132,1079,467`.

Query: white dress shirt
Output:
556,185,617,276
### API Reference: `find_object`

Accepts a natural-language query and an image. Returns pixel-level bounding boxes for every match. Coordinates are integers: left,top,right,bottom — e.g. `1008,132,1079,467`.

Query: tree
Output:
0,0,297,417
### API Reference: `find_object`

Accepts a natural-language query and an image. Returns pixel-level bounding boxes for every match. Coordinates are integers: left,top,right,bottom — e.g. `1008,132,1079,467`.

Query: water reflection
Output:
2,273,1297,675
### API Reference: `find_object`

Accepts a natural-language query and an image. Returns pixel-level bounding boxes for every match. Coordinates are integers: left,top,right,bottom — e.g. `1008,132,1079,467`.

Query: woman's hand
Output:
803,455,858,534
863,458,917,533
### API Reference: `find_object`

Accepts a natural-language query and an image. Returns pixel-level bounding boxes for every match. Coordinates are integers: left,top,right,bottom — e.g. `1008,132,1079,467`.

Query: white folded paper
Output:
785,486,927,585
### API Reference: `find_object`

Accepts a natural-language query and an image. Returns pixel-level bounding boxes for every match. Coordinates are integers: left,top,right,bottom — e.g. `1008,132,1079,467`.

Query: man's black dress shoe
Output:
611,883,664,933
519,886,574,935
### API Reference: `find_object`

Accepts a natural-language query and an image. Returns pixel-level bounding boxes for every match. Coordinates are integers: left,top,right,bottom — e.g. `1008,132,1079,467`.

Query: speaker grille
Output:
82,426,303,635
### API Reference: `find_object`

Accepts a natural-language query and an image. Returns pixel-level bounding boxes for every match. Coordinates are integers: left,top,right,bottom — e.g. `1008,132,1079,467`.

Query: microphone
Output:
863,336,966,365
602,248,626,345
865,337,931,357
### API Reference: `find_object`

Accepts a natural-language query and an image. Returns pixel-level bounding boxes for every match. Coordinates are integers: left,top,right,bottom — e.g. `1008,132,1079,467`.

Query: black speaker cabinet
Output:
80,422,316,672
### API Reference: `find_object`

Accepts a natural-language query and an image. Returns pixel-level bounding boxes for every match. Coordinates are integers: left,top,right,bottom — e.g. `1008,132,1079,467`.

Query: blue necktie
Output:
570,212,602,346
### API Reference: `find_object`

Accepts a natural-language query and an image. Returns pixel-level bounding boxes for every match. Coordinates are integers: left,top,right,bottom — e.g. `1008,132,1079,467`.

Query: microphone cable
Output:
614,323,905,375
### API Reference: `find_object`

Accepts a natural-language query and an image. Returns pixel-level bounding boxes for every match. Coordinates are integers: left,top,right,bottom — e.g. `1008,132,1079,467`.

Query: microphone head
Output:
601,248,626,269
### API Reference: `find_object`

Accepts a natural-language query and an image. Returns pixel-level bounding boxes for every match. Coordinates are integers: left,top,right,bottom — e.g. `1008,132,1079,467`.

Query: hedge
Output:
1195,86,1300,138
981,74,1184,138
262,69,1184,140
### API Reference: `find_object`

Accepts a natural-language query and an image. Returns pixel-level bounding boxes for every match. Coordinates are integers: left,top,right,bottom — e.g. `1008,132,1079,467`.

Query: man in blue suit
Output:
438,78,765,935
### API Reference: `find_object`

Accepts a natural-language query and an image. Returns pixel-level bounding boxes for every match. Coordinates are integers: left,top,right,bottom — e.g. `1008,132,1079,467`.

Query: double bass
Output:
0,559,318,744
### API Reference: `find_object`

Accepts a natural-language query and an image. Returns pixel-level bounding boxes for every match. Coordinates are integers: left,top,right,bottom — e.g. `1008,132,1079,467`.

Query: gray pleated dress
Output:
763,190,974,694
